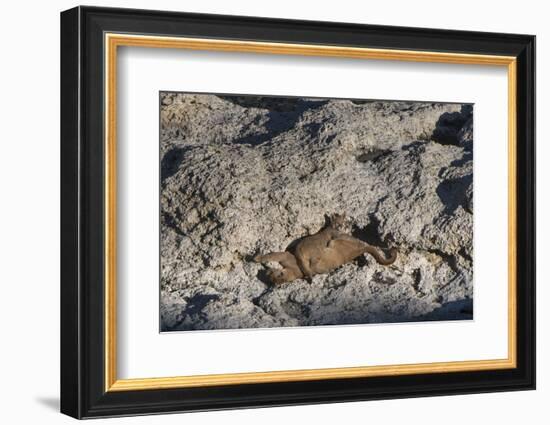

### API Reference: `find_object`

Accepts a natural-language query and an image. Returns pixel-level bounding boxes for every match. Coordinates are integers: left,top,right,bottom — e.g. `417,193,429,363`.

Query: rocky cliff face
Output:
159,93,473,331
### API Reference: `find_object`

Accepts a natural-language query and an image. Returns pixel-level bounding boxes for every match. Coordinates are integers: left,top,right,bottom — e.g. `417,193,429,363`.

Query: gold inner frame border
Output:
104,33,517,392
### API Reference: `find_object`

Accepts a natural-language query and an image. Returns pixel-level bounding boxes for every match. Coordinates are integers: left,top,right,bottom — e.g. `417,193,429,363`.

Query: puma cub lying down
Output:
254,214,397,285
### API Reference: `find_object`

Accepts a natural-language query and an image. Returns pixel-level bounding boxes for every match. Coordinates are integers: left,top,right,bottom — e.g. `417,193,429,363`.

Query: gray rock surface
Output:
159,93,473,331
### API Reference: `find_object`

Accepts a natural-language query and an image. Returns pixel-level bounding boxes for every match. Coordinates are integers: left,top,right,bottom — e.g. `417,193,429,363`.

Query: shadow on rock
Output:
356,148,392,163
219,96,328,146
256,267,275,285
351,215,389,248
418,298,473,321
436,174,472,215
161,145,196,182
183,293,220,316
161,293,221,332
432,104,473,146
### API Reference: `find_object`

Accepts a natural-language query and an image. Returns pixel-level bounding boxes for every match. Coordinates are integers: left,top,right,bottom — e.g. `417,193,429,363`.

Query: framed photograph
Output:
60,6,535,419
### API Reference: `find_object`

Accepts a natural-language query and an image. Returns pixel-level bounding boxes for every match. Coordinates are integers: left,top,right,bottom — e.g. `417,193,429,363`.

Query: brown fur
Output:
254,214,397,285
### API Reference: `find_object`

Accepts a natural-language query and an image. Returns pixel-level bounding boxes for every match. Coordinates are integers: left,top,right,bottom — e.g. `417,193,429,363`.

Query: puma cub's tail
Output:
364,246,397,265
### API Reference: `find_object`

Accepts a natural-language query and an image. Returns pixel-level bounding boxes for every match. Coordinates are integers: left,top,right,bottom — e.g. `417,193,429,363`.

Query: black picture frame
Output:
61,5,535,419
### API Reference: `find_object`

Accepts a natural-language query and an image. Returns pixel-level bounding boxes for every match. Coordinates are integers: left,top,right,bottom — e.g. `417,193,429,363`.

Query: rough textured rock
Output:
159,92,474,331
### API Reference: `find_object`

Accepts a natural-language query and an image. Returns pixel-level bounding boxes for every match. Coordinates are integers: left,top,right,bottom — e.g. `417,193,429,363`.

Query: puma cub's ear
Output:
330,213,347,228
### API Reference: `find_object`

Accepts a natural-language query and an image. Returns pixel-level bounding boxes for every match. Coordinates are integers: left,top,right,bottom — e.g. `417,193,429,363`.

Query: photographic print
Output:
159,92,474,332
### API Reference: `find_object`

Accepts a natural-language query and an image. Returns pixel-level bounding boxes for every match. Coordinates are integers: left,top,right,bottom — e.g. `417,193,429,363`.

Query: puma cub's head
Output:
267,268,301,285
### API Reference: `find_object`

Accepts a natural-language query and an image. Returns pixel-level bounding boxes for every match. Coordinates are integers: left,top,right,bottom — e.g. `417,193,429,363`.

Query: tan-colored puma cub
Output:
254,214,397,285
